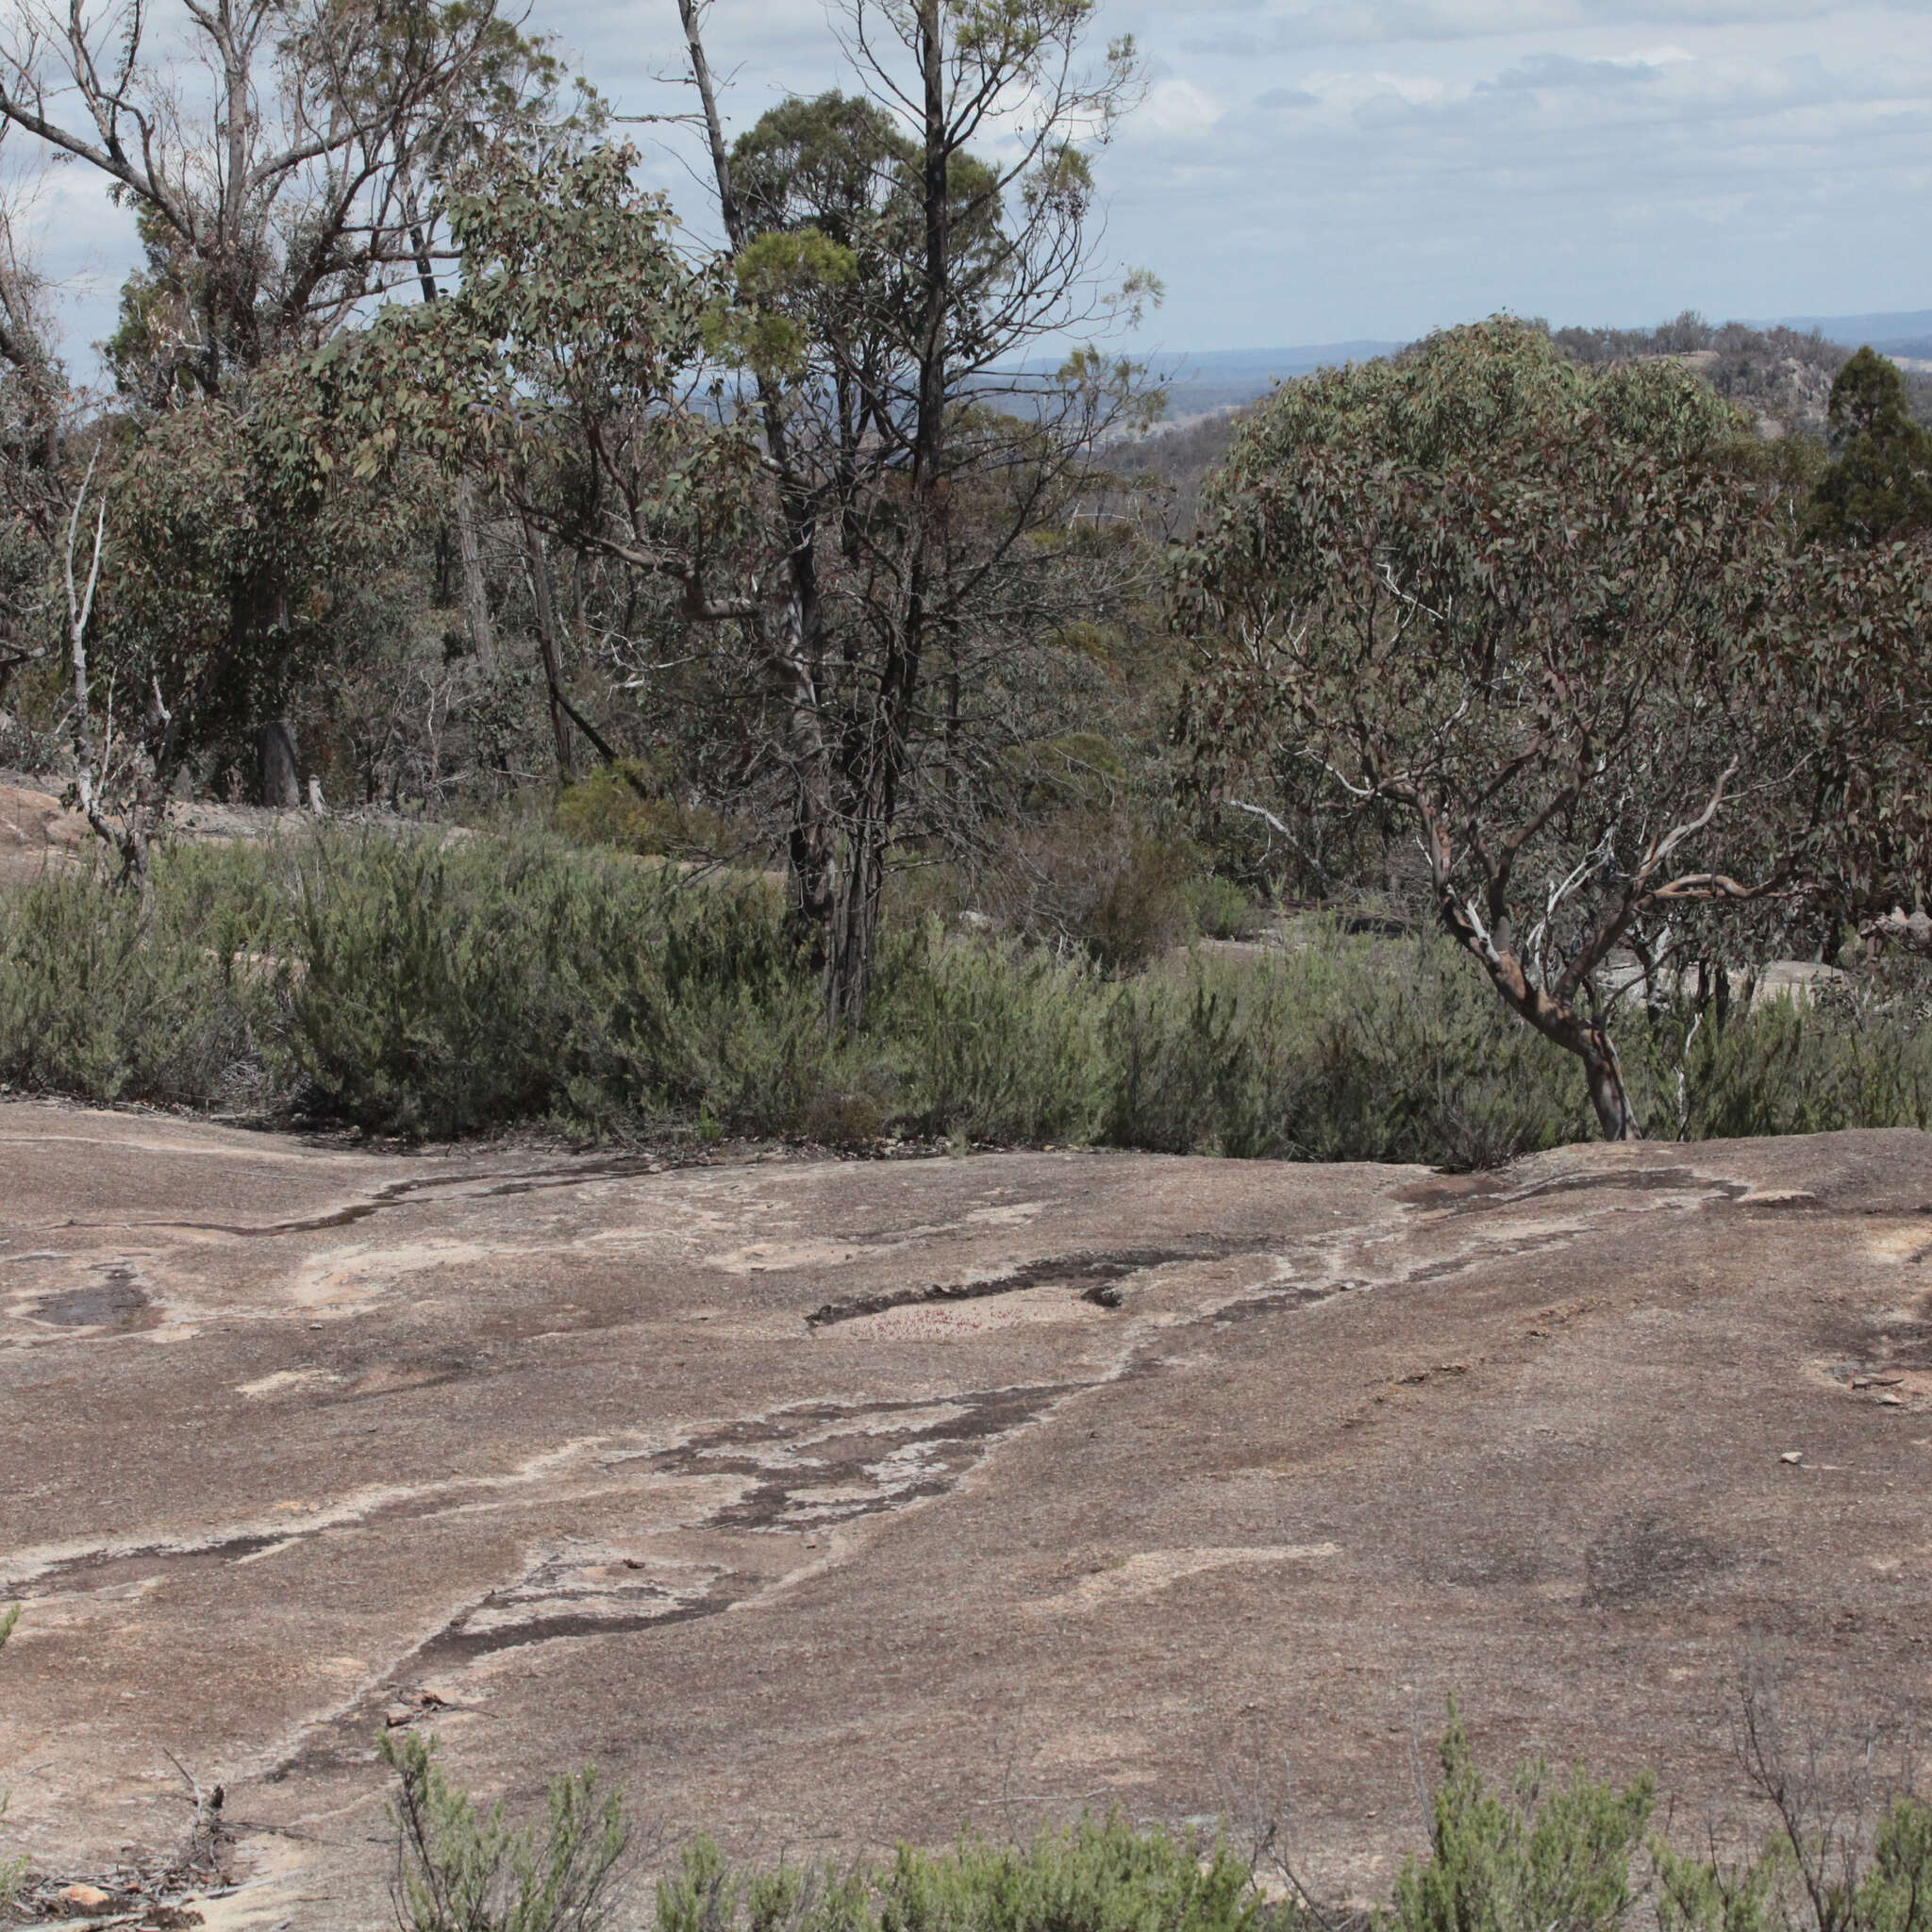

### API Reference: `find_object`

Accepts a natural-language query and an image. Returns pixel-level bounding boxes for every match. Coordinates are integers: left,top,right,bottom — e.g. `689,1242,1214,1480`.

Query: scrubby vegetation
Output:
0,1605,23,1918
5,831,1930,1163
376,1707,1932,1932
0,0,1927,1151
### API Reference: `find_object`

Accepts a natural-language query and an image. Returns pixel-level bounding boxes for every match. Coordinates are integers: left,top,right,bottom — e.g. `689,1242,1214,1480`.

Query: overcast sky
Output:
8,0,1929,370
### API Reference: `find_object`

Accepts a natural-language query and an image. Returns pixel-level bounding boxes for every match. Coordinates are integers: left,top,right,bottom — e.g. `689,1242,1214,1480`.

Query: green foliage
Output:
874,923,1111,1144
1180,315,1852,1139
278,833,818,1139
8,834,1932,1161
656,1817,1272,1932
1,1603,24,1914
1392,1706,1655,1932
1187,876,1261,941
0,842,277,1108
871,1819,1267,1932
1808,350,1932,546
374,1692,1932,1932
1653,1781,1932,1932
979,814,1202,973
553,764,742,861
380,1729,627,1932
1855,1802,1932,1932
1654,1833,1788,1932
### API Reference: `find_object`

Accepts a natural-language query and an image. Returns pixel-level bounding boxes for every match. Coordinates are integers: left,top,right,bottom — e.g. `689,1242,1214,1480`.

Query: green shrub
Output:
978,813,1201,973
0,842,276,1108
8,831,1932,1162
1392,1704,1654,1932
867,1820,1269,1932
1100,935,1591,1167
279,832,825,1139
554,762,745,862
874,924,1109,1145
381,1729,627,1932
2,1604,25,1915
376,1706,1932,1932
1187,876,1263,941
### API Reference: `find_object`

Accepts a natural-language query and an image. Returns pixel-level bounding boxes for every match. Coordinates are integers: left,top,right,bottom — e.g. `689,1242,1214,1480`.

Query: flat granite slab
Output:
2,1103,1929,1925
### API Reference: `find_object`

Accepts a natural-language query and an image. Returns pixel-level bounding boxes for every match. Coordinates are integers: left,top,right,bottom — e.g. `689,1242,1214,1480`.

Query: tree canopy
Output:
1807,347,1932,546
1180,318,1833,1139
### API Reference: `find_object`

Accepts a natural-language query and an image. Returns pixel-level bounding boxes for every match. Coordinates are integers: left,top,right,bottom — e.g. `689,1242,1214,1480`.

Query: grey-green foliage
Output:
280,833,828,1139
376,1710,1932,1932
0,841,278,1110
4,833,1932,1162
381,1729,627,1932
2,1604,25,1913
1391,1706,1656,1932
655,1817,1275,1932
1654,1797,1932,1932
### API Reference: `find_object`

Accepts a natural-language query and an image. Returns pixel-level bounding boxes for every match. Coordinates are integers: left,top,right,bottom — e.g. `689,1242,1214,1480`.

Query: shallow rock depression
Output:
3,1106,1930,1924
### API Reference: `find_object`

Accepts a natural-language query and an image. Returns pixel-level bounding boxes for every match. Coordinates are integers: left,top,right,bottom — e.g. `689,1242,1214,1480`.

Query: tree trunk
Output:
1438,903,1644,1142
678,0,847,1008
1578,1021,1641,1141
524,519,576,783
825,823,887,1034
455,479,497,673
408,212,497,676
258,720,301,808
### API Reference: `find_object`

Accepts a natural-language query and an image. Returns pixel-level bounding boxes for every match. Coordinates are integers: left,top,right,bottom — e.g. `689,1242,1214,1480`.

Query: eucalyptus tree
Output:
0,0,567,397
675,0,1158,1029
1180,320,1837,1141
0,192,69,706
0,0,574,795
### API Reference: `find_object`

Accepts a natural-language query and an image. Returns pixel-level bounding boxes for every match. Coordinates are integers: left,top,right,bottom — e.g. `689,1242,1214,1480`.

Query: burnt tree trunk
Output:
524,519,576,783
258,721,301,808
455,479,497,674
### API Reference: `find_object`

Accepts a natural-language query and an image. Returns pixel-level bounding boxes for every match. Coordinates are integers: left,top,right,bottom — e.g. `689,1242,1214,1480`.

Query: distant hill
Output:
1132,310,1932,425
1142,341,1404,420
1776,309,1932,360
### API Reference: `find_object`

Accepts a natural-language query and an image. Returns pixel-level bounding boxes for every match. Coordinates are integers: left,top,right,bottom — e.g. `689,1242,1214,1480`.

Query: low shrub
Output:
976,812,1201,973
382,1728,627,1932
6,832,1932,1163
1392,1705,1654,1932
376,1707,1932,1932
2,1604,24,1915
0,842,276,1110
1188,876,1265,942
554,762,748,864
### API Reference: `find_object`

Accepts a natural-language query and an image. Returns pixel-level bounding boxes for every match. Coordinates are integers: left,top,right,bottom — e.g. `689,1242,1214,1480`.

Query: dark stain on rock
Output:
1584,1515,1728,1608
415,1593,730,1668
145,1153,709,1241
33,1266,158,1332
1396,1168,1754,1216
1208,1281,1366,1324
7,1526,292,1600
806,1241,1269,1329
646,1384,1083,1531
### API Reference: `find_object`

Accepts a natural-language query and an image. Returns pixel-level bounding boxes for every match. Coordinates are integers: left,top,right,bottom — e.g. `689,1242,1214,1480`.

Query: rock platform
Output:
2,1104,1929,1924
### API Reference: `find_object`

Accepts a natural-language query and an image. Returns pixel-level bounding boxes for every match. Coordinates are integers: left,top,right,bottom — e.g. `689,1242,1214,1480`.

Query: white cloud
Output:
1141,75,1226,134
4,0,1928,366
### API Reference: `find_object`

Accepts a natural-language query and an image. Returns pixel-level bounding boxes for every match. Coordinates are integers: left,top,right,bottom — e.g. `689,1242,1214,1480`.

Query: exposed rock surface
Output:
0,781,87,884
2,1104,1930,1923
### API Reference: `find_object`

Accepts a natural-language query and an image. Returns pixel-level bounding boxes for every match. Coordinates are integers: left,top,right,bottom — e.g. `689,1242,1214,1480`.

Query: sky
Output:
5,0,1929,372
